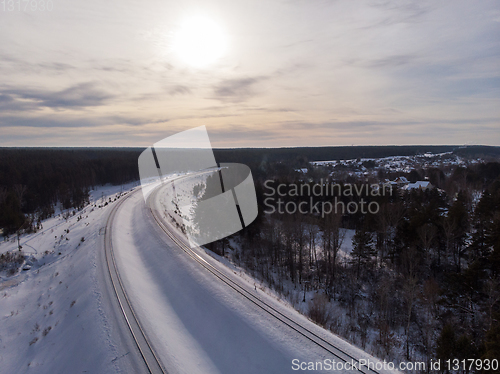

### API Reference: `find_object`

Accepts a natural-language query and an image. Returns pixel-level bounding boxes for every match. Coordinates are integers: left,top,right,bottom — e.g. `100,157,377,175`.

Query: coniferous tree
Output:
351,223,374,278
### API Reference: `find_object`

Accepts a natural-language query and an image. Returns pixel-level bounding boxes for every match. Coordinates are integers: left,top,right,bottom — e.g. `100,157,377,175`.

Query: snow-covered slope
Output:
1,179,395,374
0,183,141,374
110,183,397,374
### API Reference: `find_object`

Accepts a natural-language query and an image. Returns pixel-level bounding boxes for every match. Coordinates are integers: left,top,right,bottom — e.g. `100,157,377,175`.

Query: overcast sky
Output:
1,0,499,147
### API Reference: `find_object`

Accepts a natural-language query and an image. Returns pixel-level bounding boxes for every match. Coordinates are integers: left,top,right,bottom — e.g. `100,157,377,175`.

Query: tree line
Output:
210,159,500,371
0,148,141,234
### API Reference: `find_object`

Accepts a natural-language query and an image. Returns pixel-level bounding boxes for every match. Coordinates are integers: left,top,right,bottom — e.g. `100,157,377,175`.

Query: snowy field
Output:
0,182,140,374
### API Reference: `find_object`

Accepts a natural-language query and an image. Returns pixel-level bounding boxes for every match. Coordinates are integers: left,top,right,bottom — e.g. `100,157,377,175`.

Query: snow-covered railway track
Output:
148,184,380,374
105,190,168,374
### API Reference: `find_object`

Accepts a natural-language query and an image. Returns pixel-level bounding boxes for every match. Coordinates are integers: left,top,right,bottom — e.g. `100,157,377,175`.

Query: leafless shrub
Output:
42,326,52,337
308,293,331,326
0,251,24,274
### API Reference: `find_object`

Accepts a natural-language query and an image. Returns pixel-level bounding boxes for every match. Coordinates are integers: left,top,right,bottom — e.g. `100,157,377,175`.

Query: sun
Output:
173,16,227,68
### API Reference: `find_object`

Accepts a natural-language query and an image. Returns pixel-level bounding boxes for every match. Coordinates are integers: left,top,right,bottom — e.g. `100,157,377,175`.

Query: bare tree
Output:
13,184,27,209
417,223,436,266
322,212,343,293
376,203,391,261
422,277,440,318
386,201,406,262
0,186,7,206
306,218,322,287
401,246,419,360
442,216,455,267
293,214,306,284
484,277,500,331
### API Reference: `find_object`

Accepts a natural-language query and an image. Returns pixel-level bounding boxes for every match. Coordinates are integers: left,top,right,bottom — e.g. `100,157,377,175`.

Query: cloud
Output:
0,52,76,75
364,1,434,29
0,0,498,147
284,120,402,131
0,113,170,129
0,82,113,111
212,77,267,103
237,106,296,113
0,94,14,105
367,54,419,68
281,39,314,49
168,85,192,96
209,65,308,104
281,117,500,137
340,54,420,72
0,93,41,112
0,115,107,129
208,124,287,143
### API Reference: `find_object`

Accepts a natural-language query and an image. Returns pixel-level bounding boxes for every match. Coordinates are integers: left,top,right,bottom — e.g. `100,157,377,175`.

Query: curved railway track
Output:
104,190,167,374
148,179,381,374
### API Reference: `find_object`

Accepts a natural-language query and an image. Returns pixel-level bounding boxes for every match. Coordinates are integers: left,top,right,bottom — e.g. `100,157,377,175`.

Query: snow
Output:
0,179,396,374
339,229,355,255
113,191,303,373
404,181,432,190
295,168,309,173
88,180,141,205
111,182,396,374
0,183,141,374
309,151,480,179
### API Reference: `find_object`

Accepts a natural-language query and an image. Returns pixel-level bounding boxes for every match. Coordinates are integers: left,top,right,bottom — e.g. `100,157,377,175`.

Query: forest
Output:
5,145,497,234
0,148,141,234
207,155,500,372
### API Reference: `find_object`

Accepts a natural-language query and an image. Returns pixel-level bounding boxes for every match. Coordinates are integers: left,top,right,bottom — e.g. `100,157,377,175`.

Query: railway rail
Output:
149,178,381,374
104,189,167,374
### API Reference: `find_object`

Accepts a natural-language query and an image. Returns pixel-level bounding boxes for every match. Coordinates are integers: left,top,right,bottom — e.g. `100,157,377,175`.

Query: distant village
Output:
384,176,434,191
296,166,436,192
294,152,479,193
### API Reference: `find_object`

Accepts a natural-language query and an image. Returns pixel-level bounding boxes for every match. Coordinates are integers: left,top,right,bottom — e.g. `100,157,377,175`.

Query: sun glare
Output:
173,16,227,68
